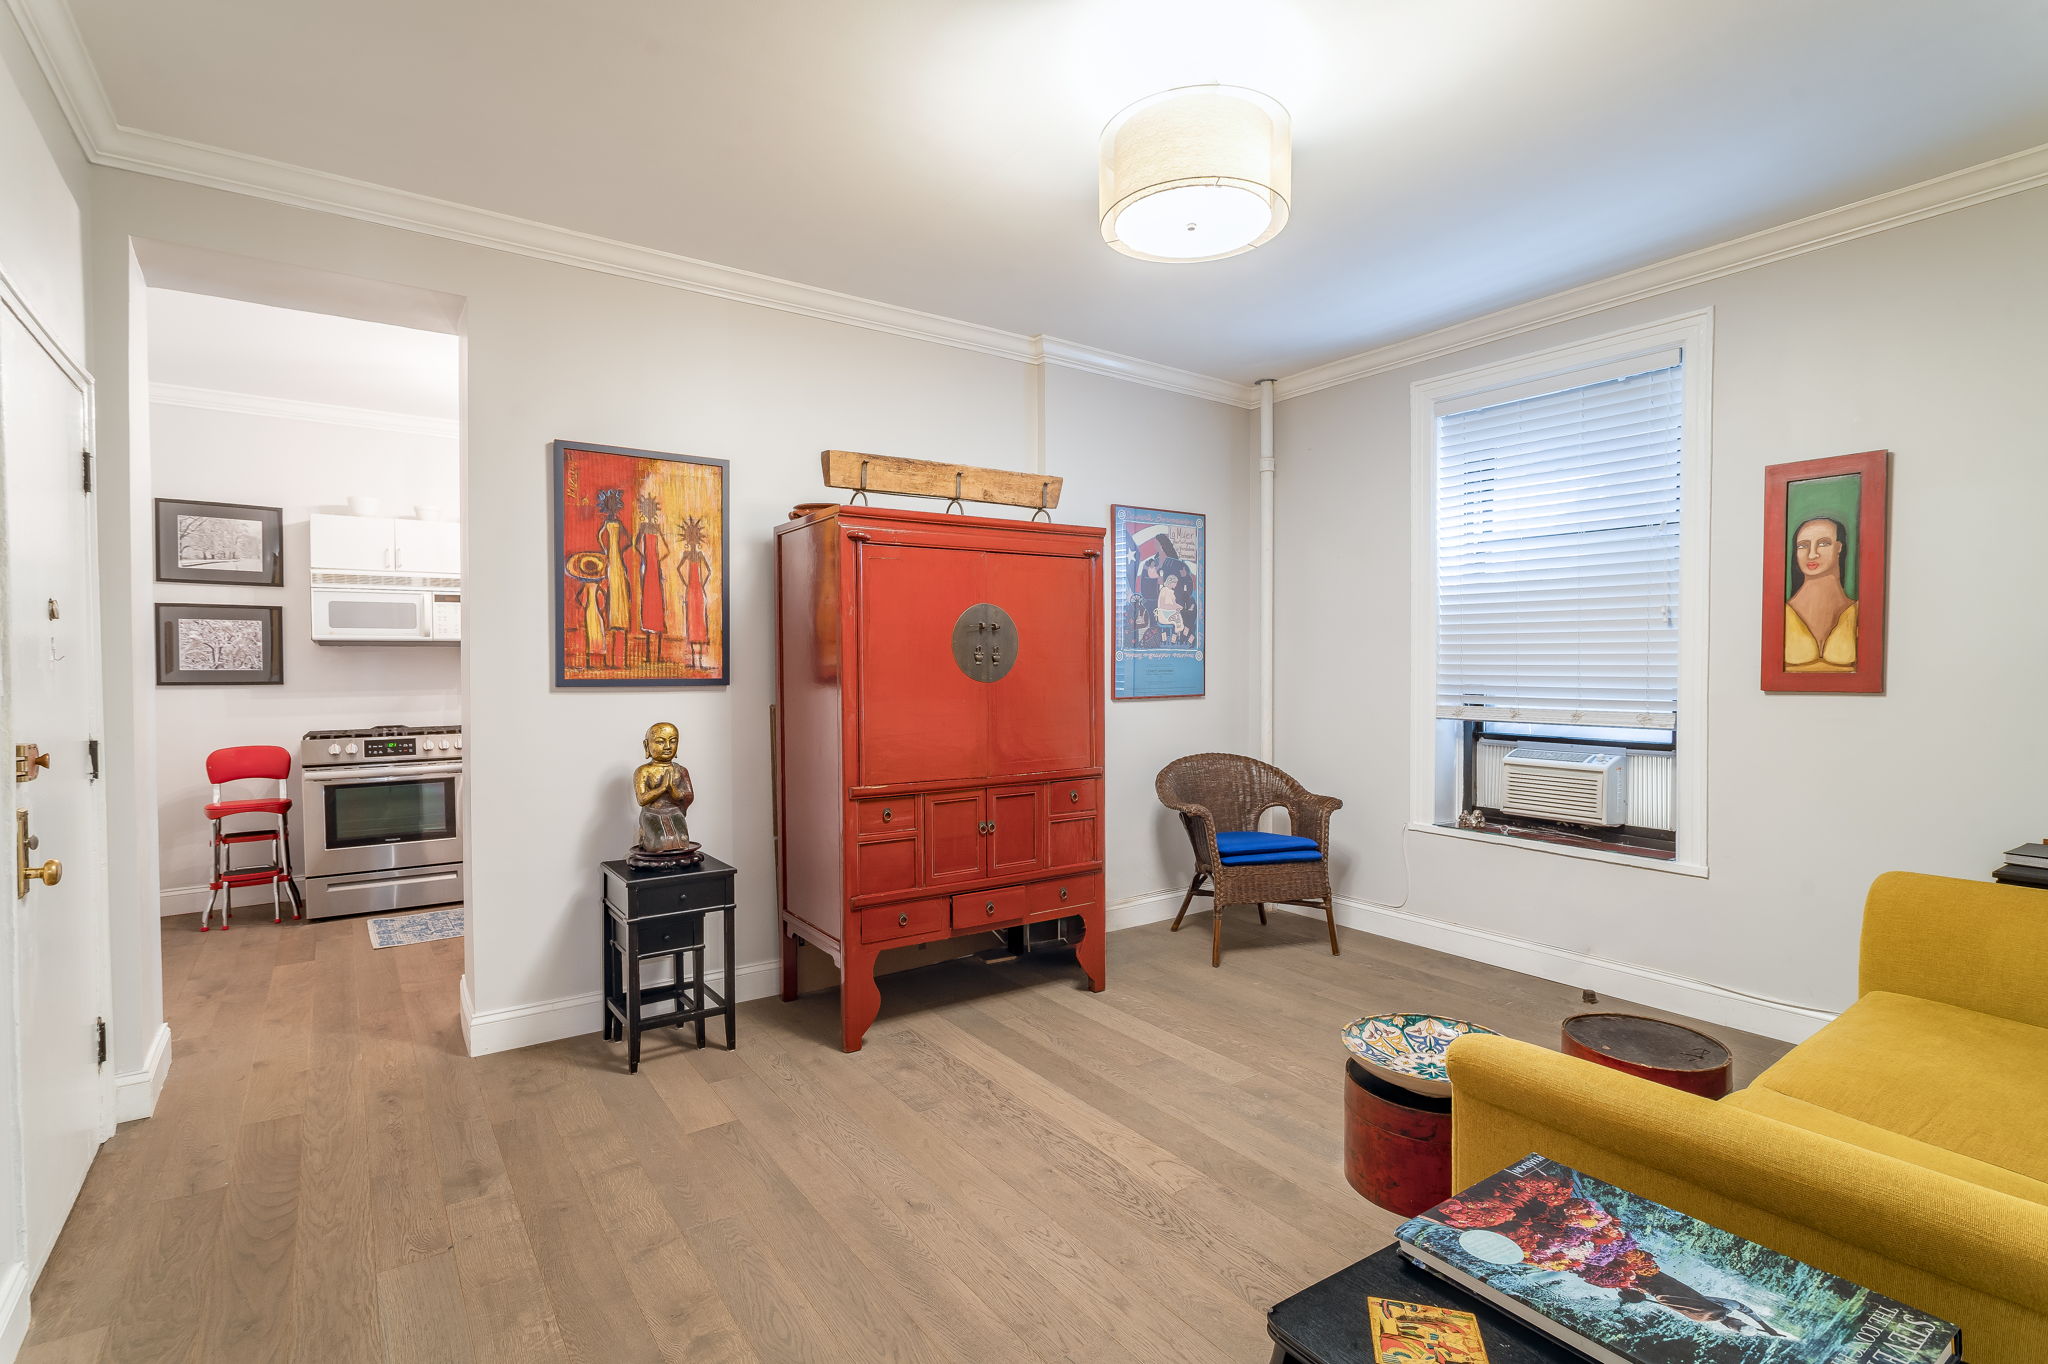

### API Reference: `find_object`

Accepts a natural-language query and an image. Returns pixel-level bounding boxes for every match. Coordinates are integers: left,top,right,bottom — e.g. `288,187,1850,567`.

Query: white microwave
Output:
311,585,461,643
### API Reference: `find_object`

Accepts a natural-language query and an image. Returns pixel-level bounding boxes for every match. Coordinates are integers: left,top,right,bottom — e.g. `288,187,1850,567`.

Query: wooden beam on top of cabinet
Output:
821,450,1063,512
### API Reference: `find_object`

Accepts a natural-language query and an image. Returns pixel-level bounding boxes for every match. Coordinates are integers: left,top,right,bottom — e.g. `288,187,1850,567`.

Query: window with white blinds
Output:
1434,350,1684,729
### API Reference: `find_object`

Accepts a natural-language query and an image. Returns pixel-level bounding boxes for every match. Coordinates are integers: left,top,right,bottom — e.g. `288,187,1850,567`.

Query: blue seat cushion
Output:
1219,848,1324,865
1214,831,1319,857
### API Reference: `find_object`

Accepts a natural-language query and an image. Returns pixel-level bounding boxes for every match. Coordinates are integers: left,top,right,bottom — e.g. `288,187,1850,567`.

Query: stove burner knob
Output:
344,742,358,754
327,744,342,756
452,736,462,750
439,739,452,750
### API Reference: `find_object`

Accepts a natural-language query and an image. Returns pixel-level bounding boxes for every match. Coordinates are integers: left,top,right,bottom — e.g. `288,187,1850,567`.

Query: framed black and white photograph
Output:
155,603,284,686
154,498,283,586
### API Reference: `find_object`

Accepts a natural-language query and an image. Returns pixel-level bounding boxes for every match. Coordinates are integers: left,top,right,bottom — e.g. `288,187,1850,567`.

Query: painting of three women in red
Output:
552,441,729,687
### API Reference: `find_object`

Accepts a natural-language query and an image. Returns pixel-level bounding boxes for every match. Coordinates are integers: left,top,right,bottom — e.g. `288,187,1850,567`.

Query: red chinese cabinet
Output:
774,504,1106,1051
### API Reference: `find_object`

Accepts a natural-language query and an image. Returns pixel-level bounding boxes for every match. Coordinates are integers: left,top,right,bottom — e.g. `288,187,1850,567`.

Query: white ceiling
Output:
147,288,459,418
74,0,2048,381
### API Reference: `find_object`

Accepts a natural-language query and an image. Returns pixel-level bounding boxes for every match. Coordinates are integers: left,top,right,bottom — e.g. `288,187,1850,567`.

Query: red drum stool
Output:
201,745,305,930
1343,1058,1453,1216
1561,1012,1733,1099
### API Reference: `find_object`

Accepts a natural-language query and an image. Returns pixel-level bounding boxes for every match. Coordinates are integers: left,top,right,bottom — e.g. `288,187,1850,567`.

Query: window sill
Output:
1407,822,1707,878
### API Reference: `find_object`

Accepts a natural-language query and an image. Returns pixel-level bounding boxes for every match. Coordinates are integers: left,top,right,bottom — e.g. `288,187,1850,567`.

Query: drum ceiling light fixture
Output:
1098,84,1291,263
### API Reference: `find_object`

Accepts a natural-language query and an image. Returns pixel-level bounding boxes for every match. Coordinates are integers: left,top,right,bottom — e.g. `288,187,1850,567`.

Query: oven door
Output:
302,761,464,878
311,587,433,642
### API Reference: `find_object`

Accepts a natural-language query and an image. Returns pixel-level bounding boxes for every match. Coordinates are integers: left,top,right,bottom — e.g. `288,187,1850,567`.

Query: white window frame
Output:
1408,309,1713,875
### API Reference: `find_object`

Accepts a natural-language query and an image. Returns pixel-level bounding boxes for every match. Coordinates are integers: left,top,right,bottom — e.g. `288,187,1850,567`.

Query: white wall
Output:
87,166,1255,1057
1046,365,1254,913
1273,185,2048,1038
0,14,87,1357
149,400,459,909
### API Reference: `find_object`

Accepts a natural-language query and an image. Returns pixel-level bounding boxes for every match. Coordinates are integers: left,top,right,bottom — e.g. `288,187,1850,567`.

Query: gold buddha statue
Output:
628,721,703,867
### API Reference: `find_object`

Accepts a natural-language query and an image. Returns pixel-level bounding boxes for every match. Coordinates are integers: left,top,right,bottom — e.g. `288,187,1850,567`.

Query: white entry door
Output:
2,304,110,1282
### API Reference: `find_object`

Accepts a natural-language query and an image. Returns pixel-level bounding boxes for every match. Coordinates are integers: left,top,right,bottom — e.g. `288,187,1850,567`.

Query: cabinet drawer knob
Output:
1059,887,1069,900
897,912,910,927
882,807,893,823
1069,789,1079,803
984,901,996,915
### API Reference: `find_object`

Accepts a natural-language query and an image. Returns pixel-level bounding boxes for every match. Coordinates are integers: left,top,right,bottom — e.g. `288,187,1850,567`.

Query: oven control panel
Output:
301,726,463,767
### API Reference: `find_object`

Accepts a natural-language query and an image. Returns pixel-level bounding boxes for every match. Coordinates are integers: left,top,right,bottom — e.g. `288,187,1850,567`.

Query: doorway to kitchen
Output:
143,287,465,955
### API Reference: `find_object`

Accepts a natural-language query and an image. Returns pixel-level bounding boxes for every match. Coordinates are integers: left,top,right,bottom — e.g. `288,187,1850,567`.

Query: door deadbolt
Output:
14,744,51,782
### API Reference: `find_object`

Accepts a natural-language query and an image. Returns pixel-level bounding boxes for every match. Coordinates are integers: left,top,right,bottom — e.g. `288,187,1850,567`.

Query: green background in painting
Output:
1784,473,1862,600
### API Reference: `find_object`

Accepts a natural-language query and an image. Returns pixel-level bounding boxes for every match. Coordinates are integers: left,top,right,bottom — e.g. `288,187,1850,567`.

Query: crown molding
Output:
1029,335,1259,407
6,0,1260,409
1274,140,2048,401
150,382,460,438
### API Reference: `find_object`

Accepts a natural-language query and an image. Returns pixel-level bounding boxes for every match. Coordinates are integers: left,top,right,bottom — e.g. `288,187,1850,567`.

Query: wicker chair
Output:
1155,753,1342,966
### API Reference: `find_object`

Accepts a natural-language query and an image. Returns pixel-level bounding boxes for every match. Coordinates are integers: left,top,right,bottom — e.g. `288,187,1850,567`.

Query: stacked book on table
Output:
1994,842,2048,889
1390,1153,1960,1363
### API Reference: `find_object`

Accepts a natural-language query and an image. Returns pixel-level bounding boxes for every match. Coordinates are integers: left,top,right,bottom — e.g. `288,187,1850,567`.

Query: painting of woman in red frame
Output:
1760,450,1888,693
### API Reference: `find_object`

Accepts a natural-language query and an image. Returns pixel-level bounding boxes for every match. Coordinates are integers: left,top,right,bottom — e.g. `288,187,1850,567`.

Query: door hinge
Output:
87,738,101,781
81,449,93,493
96,1017,107,1068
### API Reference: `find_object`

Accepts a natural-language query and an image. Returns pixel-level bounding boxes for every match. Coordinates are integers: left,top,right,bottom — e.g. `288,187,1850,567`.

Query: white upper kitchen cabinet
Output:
311,513,461,574
394,518,460,574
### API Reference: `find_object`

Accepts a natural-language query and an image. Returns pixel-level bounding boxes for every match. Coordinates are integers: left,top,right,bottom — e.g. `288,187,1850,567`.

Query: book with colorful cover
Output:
1367,1295,1491,1363
1396,1154,1959,1364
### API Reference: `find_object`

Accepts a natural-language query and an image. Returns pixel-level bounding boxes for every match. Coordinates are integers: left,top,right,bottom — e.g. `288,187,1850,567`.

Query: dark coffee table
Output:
1268,1244,1579,1364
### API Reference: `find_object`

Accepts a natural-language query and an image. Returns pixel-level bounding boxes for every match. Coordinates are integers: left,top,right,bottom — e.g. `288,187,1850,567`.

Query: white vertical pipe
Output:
1257,378,1276,762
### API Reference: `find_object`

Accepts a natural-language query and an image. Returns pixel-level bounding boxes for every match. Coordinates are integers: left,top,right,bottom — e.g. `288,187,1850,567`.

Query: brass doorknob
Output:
15,809,60,896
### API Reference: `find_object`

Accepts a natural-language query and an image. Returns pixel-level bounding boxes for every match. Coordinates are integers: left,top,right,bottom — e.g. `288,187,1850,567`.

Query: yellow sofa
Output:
1447,872,2048,1363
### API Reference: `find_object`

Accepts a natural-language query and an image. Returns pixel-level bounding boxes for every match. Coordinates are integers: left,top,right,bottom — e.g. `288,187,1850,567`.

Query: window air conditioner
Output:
1499,747,1629,827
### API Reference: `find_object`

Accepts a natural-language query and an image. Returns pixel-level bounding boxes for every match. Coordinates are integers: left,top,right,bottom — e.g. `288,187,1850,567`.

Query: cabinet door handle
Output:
881,807,892,823
1069,789,1080,803
1059,887,1069,900
897,912,910,927
984,901,996,916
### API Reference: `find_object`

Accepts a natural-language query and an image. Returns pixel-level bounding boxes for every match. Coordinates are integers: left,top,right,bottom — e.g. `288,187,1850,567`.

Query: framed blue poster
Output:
1112,505,1205,699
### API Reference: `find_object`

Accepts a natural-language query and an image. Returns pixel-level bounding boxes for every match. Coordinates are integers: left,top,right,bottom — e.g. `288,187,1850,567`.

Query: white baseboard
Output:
1271,896,1837,1045
160,884,211,917
1,1259,29,1364
1106,887,1185,931
459,955,788,1057
460,889,1185,1057
114,1021,174,1122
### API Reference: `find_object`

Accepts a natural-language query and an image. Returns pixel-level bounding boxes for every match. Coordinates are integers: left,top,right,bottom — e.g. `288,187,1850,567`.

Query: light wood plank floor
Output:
24,909,1789,1363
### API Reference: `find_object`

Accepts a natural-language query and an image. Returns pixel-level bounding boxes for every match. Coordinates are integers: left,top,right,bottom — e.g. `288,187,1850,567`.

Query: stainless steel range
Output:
297,724,464,919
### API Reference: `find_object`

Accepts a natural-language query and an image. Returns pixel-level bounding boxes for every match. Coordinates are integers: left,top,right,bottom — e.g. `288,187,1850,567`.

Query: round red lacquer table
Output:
1561,1011,1732,1098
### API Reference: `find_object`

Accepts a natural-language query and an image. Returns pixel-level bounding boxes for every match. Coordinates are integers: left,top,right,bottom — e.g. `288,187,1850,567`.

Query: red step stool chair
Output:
202,745,306,930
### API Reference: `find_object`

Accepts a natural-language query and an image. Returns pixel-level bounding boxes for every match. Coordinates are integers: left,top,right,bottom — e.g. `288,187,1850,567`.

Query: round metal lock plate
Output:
950,603,1019,682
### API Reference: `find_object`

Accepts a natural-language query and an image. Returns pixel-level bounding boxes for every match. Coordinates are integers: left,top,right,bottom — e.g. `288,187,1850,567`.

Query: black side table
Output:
1269,1244,1577,1364
601,854,737,1072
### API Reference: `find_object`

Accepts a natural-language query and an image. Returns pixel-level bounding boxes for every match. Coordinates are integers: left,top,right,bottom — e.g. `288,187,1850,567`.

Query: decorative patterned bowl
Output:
1341,1013,1498,1098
